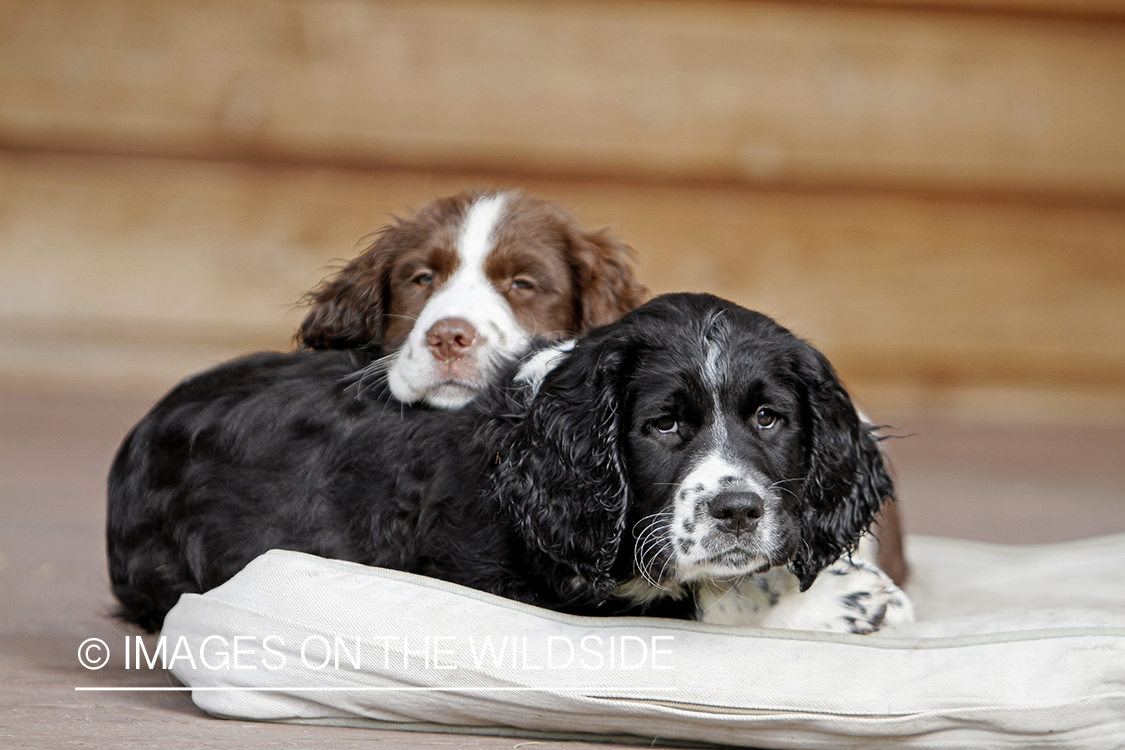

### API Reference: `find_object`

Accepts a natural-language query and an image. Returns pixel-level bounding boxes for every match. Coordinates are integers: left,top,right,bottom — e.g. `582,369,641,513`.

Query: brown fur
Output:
296,191,646,352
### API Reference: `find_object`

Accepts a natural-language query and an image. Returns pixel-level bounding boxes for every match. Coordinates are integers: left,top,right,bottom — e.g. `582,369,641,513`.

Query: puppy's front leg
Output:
696,559,914,634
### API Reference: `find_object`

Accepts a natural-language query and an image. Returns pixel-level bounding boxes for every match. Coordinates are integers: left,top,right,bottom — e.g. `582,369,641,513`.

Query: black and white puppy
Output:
108,293,910,633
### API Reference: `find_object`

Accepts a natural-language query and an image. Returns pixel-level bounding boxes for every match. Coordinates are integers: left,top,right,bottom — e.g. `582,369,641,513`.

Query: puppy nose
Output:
708,491,764,536
427,318,478,362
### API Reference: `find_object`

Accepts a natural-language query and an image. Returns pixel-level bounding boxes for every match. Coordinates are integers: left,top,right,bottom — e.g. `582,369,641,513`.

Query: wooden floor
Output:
1,383,1123,748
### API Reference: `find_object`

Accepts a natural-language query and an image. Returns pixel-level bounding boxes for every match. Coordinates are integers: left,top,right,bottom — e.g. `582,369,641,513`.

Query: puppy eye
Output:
413,272,434,287
755,408,779,430
653,416,679,434
511,277,536,292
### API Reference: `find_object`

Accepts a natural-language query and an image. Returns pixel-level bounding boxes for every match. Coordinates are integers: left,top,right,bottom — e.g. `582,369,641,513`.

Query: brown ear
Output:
295,230,397,351
568,227,648,331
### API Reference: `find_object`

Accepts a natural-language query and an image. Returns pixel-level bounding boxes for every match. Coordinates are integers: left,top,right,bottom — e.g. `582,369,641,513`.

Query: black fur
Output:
107,293,892,632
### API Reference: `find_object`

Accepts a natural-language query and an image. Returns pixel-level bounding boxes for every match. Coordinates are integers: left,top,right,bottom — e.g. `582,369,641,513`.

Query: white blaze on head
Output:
387,193,530,408
457,194,507,270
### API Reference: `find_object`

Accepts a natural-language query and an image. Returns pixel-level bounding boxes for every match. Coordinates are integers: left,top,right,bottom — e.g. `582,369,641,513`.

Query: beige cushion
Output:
162,534,1125,749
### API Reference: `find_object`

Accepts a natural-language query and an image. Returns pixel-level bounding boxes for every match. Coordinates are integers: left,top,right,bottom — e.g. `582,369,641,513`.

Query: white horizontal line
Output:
75,686,679,693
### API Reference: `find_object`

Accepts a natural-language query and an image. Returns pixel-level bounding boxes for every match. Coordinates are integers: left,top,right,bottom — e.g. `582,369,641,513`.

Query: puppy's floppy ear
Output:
790,347,894,590
295,229,398,351
491,331,633,605
566,227,647,330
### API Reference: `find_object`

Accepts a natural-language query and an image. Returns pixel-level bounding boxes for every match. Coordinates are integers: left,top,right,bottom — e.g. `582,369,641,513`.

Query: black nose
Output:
708,491,764,536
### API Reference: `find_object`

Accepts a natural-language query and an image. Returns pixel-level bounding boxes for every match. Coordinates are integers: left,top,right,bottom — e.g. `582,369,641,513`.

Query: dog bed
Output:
162,534,1125,749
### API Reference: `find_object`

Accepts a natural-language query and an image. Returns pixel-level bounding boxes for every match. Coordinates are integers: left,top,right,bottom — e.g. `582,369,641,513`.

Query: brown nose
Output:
427,318,478,362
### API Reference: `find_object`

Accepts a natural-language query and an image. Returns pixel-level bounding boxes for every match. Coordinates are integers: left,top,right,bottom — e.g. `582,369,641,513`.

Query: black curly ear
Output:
295,230,397,351
789,348,893,590
491,333,632,606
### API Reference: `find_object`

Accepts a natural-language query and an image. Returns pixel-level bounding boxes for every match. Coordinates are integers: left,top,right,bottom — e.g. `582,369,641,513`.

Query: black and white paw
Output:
694,559,914,633
800,558,915,634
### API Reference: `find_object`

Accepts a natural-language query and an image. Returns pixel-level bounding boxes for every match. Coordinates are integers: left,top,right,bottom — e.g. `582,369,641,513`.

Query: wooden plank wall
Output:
1,0,1123,425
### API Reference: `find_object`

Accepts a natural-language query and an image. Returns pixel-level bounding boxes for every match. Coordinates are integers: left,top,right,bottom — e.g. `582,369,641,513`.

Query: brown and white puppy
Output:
297,190,646,408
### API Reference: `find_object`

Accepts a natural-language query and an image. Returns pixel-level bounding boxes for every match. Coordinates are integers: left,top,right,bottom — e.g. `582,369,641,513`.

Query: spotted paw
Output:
694,558,914,633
